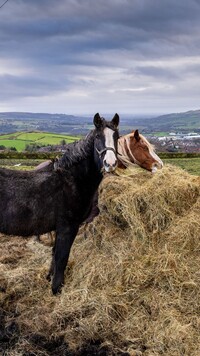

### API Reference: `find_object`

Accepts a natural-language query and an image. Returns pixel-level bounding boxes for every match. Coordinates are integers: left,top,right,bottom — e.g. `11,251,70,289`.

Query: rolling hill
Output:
0,109,200,136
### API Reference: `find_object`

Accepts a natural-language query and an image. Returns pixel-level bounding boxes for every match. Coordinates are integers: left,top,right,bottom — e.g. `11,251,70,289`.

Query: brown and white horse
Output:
83,130,163,226
117,129,163,173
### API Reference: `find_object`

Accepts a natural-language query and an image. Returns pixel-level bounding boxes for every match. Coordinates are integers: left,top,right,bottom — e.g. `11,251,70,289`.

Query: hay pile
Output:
0,164,200,355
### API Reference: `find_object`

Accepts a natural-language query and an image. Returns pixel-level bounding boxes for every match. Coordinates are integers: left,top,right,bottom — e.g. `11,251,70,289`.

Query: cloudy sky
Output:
0,0,200,115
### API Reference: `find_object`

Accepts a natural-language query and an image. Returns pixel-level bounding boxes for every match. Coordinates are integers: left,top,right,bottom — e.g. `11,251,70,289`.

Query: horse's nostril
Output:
112,160,117,167
103,160,109,167
154,161,163,169
103,160,117,174
104,160,117,168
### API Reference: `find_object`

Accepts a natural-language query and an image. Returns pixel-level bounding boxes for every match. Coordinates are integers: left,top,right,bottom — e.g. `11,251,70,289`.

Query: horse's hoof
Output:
46,273,51,282
52,284,62,295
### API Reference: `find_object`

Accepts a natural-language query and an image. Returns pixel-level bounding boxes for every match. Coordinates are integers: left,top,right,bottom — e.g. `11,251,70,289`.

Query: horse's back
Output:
0,168,62,236
35,160,54,172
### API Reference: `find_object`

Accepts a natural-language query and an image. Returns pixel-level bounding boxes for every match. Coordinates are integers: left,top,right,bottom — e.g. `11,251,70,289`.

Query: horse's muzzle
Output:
151,160,163,173
103,159,117,173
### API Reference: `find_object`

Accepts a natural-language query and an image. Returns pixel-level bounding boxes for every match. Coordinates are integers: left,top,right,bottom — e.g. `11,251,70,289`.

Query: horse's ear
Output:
111,113,119,128
133,129,140,142
93,113,103,128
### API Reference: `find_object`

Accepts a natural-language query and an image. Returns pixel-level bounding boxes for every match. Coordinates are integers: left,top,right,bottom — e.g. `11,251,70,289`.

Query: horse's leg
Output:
46,243,56,281
84,190,99,225
49,231,55,244
52,224,79,295
46,231,57,281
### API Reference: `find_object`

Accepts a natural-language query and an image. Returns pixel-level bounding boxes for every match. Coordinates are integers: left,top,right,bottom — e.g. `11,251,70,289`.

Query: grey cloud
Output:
0,0,200,70
0,0,200,113
132,66,180,80
182,63,200,75
0,74,70,100
1,1,200,45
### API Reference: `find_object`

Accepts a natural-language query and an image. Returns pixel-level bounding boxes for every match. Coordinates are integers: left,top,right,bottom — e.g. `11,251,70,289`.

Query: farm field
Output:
0,158,45,170
162,157,200,175
0,157,200,175
0,131,79,151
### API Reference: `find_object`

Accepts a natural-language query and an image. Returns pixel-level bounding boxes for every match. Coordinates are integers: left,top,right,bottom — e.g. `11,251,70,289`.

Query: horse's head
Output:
118,130,163,173
93,113,119,173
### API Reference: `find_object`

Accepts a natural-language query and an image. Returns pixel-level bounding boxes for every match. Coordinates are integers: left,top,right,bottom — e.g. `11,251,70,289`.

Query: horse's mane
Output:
138,133,155,151
58,131,95,169
122,131,155,150
118,131,155,168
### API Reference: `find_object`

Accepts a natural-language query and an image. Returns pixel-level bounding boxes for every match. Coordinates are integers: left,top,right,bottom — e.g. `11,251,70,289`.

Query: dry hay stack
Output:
0,164,200,355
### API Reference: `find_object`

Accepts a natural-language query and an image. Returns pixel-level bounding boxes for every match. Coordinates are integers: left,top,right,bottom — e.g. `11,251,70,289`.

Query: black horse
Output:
0,113,119,294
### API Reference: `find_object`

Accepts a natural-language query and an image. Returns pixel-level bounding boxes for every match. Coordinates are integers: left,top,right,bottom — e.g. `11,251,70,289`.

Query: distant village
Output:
149,132,200,153
34,132,200,154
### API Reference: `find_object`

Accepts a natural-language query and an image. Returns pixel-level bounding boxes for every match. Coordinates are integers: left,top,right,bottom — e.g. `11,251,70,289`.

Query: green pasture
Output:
163,157,200,176
0,139,31,151
151,132,168,137
0,158,44,170
0,131,78,151
0,156,199,175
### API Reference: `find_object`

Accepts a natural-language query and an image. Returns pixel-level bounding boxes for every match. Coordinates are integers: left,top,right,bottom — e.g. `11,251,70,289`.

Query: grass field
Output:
0,158,44,170
0,131,78,151
163,157,200,175
0,157,199,175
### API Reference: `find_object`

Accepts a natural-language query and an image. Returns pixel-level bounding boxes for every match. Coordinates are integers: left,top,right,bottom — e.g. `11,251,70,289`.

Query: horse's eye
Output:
96,134,100,139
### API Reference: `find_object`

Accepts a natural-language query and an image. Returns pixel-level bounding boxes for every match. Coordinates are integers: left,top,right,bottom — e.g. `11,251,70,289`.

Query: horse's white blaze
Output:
151,166,158,173
149,148,163,168
103,127,116,170
117,137,126,156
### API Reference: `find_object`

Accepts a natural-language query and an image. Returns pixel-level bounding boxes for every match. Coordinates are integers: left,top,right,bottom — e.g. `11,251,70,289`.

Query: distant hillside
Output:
0,112,92,135
121,109,200,134
147,109,200,133
0,109,200,135
0,112,81,122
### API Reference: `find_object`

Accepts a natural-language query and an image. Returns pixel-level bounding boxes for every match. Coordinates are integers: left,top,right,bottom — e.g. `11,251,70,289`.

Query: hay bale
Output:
0,165,200,355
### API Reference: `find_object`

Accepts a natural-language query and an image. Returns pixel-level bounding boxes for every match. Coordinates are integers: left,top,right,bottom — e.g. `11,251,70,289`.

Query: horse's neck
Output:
73,152,102,192
61,136,102,194
59,133,102,199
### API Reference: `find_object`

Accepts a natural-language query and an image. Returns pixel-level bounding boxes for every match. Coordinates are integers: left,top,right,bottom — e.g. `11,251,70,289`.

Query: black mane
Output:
58,131,95,169
58,117,118,170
